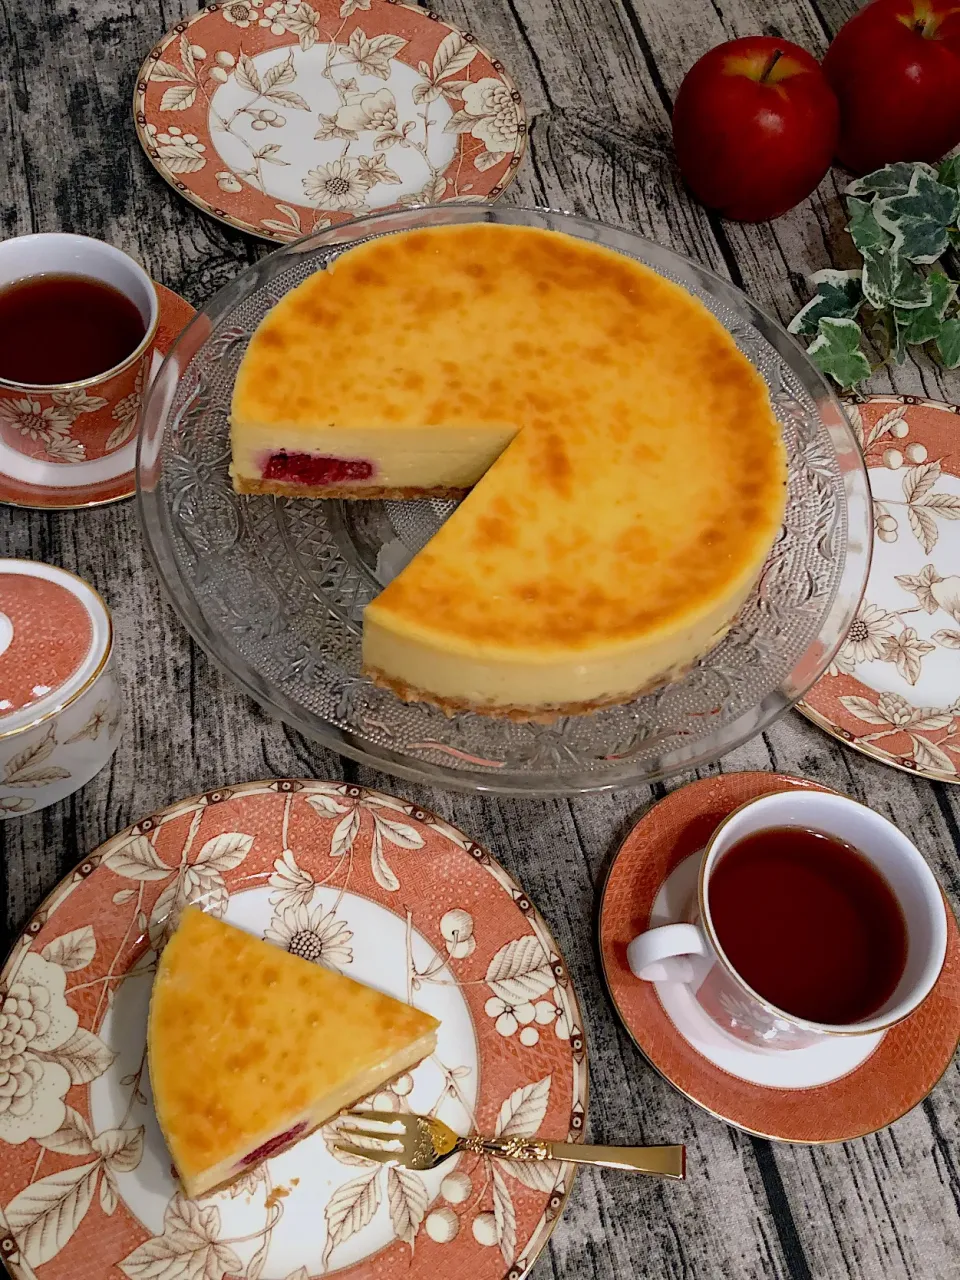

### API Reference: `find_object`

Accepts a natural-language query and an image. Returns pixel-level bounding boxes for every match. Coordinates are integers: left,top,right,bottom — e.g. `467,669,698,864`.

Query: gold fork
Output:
334,1111,685,1179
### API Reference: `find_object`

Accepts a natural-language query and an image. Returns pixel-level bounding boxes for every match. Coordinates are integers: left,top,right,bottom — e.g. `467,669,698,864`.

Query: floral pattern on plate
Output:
0,780,586,1280
799,397,960,782
134,1,526,243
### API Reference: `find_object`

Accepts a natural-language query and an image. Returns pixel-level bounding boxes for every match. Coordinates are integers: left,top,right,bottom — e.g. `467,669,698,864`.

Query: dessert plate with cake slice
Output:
0,779,587,1280
138,205,871,794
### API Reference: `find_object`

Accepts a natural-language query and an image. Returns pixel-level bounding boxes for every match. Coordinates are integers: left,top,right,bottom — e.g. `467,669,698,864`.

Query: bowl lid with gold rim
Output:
0,561,111,736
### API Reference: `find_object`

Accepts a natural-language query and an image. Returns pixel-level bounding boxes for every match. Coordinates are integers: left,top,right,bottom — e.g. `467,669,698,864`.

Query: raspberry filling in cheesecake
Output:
237,1120,311,1169
261,451,375,486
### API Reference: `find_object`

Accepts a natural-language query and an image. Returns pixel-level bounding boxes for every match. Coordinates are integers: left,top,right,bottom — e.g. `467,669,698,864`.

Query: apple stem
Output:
759,48,783,83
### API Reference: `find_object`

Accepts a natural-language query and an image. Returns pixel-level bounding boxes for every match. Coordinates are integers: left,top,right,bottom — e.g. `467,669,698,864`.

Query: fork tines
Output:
340,1110,406,1133
332,1111,406,1165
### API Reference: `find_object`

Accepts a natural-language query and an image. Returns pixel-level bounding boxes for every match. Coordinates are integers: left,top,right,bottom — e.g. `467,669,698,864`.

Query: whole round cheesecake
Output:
230,224,787,718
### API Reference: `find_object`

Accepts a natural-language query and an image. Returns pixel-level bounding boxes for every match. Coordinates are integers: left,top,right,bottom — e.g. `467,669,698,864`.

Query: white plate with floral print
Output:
133,1,526,244
798,396,960,783
0,779,586,1280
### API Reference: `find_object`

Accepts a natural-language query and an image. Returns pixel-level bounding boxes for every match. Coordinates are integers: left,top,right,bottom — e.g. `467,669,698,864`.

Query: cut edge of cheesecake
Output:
179,1025,438,1199
147,906,440,1200
186,1025,438,1199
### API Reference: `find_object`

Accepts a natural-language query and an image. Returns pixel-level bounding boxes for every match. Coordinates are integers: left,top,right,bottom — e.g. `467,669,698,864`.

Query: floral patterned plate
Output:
0,285,195,511
798,397,960,783
0,779,586,1280
133,1,525,244
599,772,960,1143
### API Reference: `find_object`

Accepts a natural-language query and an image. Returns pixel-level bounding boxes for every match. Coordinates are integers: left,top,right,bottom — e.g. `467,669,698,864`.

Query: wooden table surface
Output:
2,0,959,1276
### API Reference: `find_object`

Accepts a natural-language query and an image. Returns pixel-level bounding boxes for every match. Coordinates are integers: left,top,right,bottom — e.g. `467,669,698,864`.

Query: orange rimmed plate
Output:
0,779,586,1279
0,285,195,511
599,771,960,1143
798,396,960,783
133,1,526,243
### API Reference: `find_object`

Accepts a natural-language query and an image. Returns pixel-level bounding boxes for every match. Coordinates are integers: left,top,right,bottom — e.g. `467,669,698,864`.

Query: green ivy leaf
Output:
889,314,908,364
938,155,960,192
894,272,958,346
807,316,872,390
847,162,937,200
936,317,960,368
874,168,960,263
861,247,931,310
846,196,892,254
788,269,864,336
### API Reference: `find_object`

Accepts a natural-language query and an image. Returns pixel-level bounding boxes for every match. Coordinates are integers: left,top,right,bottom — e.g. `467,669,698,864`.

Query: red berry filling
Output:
239,1120,310,1167
262,451,374,485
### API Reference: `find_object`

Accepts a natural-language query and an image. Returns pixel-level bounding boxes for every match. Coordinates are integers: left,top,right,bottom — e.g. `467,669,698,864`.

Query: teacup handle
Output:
626,924,708,984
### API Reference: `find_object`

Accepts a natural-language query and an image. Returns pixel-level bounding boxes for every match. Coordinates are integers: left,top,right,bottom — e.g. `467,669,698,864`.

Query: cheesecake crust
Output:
363,660,694,723
233,476,470,501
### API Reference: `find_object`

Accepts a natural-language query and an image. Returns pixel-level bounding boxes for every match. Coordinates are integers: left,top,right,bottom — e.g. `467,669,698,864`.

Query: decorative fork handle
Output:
456,1136,685,1179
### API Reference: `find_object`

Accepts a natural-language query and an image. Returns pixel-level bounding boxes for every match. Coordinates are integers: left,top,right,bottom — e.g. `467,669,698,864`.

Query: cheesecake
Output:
230,223,787,717
147,906,439,1198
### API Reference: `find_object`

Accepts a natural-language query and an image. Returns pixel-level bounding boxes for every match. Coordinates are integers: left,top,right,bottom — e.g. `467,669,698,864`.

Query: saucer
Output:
798,396,960,784
0,779,586,1279
599,771,960,1142
134,1,526,244
0,284,195,511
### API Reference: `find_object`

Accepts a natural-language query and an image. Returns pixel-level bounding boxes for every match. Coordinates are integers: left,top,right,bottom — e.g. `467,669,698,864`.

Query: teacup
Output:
0,233,158,464
0,560,122,818
626,790,948,1051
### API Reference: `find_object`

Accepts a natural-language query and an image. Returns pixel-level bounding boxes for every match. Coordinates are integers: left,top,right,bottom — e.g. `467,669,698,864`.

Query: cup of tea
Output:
0,233,159,464
626,790,948,1050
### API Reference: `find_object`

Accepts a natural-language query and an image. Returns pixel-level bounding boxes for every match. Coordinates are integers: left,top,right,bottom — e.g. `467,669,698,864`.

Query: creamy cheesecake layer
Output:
148,906,439,1199
363,404,782,711
230,423,518,495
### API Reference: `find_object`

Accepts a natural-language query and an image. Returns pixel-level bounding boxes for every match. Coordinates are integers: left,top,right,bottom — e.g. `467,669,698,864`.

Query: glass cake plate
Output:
137,206,870,796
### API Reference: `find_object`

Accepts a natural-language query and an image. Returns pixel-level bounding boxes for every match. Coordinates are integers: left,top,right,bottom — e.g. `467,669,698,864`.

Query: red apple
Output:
823,0,960,174
672,36,839,222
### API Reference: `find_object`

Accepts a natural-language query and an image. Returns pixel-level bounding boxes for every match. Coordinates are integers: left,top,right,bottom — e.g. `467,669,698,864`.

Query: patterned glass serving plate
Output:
137,205,871,795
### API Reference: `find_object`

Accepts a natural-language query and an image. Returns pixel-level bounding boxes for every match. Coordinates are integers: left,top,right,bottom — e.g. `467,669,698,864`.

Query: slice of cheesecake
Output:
148,906,439,1198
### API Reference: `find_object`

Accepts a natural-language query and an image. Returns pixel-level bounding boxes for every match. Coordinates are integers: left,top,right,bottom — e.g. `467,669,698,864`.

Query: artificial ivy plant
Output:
789,157,960,390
